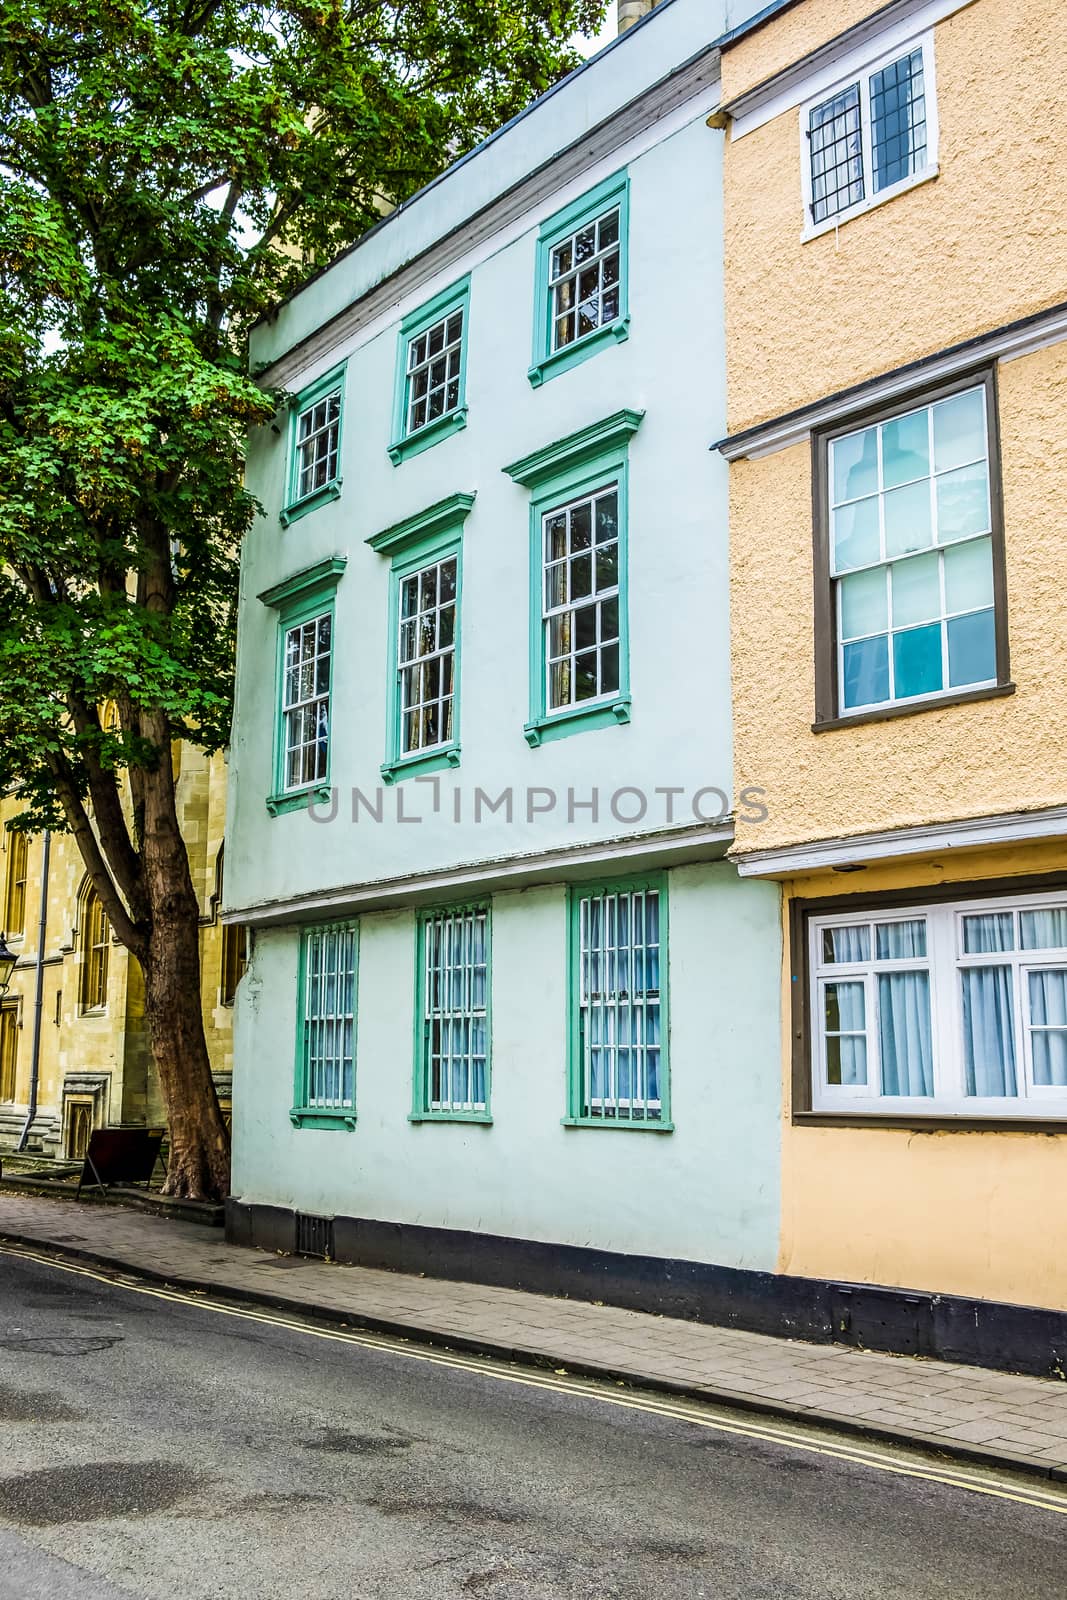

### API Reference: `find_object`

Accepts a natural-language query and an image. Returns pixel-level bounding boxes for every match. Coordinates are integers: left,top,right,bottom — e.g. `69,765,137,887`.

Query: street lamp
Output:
0,932,16,997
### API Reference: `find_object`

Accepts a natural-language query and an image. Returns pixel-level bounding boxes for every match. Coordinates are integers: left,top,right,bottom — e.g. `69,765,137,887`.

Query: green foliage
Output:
0,0,606,832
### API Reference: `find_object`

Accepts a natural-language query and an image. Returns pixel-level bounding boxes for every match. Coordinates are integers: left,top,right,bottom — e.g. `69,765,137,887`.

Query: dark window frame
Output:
789,871,1067,1131
812,364,1012,731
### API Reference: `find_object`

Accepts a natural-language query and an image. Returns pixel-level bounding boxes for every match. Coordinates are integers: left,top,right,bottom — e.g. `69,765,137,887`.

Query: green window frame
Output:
281,363,347,526
292,920,358,1130
410,901,492,1124
366,493,475,784
259,557,346,816
565,874,671,1132
529,170,630,389
504,410,642,746
389,276,471,466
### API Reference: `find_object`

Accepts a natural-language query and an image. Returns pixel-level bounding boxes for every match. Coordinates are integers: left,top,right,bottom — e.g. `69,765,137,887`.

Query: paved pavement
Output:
2,1250,1066,1600
3,1193,1067,1481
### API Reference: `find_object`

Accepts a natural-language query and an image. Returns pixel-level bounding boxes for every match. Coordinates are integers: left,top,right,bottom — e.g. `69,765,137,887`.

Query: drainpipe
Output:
16,829,50,1152
618,0,658,31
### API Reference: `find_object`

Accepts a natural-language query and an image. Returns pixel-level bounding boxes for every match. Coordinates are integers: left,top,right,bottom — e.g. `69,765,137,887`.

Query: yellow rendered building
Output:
0,746,243,1161
718,0,1067,1318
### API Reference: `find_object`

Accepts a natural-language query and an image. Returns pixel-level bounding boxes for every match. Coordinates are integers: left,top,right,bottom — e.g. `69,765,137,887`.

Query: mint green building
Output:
224,0,786,1321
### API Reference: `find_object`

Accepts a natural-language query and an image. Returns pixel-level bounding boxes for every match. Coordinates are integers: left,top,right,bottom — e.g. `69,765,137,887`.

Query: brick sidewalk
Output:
3,1192,1067,1481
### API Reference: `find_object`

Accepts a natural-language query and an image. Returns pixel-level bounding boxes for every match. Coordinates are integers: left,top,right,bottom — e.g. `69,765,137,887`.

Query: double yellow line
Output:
4,1238,1067,1519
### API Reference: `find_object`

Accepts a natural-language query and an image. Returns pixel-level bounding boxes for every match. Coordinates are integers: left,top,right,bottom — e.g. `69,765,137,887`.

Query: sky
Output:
574,12,618,57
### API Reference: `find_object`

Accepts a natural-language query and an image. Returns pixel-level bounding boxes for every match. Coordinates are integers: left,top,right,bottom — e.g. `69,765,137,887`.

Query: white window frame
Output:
809,890,1067,1120
541,484,621,717
799,32,939,241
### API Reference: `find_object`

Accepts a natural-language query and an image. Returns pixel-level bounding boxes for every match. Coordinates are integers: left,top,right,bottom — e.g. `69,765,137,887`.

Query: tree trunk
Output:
140,741,230,1202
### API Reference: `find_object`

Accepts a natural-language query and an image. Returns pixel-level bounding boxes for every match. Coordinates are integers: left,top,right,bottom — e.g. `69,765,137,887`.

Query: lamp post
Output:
0,932,16,997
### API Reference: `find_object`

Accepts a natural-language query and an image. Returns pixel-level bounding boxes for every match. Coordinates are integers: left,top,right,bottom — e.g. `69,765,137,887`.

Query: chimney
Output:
618,0,658,31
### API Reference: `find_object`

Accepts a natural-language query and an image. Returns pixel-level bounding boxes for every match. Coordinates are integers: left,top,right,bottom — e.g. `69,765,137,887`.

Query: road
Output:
0,1247,1065,1600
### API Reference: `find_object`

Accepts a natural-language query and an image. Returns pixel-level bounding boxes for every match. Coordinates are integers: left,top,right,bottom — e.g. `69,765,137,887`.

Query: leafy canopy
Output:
0,0,606,832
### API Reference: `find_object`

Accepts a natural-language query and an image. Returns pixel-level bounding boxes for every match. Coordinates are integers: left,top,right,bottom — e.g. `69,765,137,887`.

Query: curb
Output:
2,1227,1064,1491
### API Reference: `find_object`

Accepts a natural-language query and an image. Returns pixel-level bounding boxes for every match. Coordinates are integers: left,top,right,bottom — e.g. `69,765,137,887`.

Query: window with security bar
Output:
405,310,463,435
542,488,620,712
298,923,357,1113
571,884,667,1125
398,556,457,755
548,207,621,352
415,907,490,1118
282,612,331,790
294,389,341,502
805,42,932,229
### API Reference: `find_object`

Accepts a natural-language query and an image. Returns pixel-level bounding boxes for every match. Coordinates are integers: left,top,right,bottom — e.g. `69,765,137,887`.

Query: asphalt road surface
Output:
1,1247,1066,1600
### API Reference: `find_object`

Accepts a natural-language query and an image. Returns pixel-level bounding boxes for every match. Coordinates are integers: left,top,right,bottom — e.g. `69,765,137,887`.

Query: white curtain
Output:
1029,969,1067,1088
823,925,870,963
878,972,933,1095
961,966,1017,1096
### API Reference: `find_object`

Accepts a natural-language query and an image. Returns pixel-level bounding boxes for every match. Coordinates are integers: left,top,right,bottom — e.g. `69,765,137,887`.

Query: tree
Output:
0,0,606,1199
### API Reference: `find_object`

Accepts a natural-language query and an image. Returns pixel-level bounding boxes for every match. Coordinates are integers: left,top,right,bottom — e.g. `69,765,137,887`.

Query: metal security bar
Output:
283,612,331,789
398,558,457,754
296,391,341,499
407,310,463,434
543,488,619,711
302,924,356,1109
549,207,621,351
578,889,661,1122
422,908,489,1113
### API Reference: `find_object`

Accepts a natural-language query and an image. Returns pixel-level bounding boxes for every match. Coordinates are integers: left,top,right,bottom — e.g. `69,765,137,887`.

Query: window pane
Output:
827,1035,868,1086
879,972,933,1095
876,919,927,959
960,966,1017,1096
842,634,889,709
809,84,865,224
1030,970,1067,1087
946,607,995,688
1021,909,1067,951
824,980,865,1033
890,551,940,628
870,49,927,191
962,912,1014,953
936,462,990,542
893,621,942,699
832,427,878,504
884,479,932,558
840,568,887,641
832,497,880,572
822,925,870,964
933,388,986,473
944,536,993,615
882,406,929,488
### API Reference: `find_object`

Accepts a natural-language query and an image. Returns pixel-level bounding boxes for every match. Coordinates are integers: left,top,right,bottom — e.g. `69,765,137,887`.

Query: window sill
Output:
280,480,342,527
408,1112,493,1125
528,318,630,388
266,785,332,817
794,1112,1067,1133
388,408,468,466
380,745,461,785
524,697,631,748
801,166,938,243
290,1108,356,1131
813,681,1015,733
78,1007,108,1019
561,1116,673,1133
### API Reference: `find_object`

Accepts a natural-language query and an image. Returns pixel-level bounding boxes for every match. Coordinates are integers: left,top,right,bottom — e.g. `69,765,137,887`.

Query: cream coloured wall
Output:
731,314,1067,855
721,0,896,103
723,0,1067,432
778,842,1067,1309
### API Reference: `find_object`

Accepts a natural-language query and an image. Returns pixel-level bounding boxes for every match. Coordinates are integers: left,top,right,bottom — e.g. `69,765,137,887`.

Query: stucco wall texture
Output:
778,843,1067,1310
723,0,1067,433
731,331,1067,855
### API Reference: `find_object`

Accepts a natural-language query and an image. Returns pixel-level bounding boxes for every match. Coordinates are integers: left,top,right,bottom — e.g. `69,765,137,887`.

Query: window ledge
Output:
528,318,630,389
389,408,468,466
794,1112,1067,1133
381,745,461,785
408,1112,493,1125
525,697,631,748
290,1107,356,1131
813,682,1015,733
801,166,938,243
266,785,332,817
562,1116,674,1133
280,479,342,527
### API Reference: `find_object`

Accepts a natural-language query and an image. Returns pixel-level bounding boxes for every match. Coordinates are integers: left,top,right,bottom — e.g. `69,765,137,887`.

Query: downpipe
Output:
16,829,50,1152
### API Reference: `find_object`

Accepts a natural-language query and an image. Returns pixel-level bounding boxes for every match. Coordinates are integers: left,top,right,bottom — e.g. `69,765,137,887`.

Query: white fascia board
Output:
727,0,978,141
222,820,734,926
251,0,750,373
731,807,1067,879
